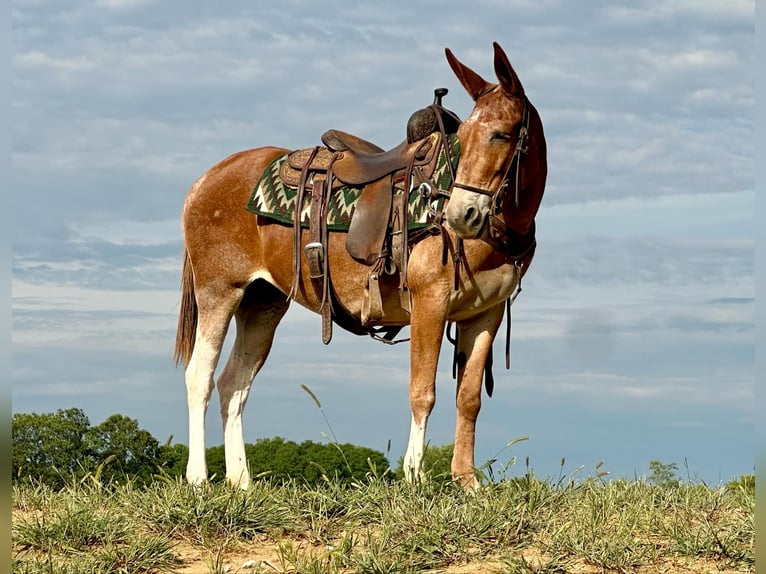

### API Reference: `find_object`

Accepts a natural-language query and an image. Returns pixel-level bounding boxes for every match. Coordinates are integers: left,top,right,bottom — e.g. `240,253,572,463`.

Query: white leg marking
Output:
403,414,428,483
217,304,286,490
185,332,220,485
222,389,250,489
218,351,253,489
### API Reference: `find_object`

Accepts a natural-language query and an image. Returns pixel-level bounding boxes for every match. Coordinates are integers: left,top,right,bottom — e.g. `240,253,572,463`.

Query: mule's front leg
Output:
403,300,448,483
452,304,505,488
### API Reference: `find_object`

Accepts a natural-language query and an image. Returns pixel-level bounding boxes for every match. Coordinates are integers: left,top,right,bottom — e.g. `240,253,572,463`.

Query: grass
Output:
12,467,754,574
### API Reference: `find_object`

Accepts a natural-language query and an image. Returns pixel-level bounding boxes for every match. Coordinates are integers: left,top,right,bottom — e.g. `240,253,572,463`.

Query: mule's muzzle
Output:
445,200,488,239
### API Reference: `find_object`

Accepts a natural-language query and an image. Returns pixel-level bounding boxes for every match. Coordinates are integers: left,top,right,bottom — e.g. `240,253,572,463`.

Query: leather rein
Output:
451,97,535,263
439,97,536,395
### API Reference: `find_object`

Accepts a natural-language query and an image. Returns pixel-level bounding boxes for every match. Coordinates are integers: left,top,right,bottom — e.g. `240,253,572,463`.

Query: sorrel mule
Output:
174,42,547,489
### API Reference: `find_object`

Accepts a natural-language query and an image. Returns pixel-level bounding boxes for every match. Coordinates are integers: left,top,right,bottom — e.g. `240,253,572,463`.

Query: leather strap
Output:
288,146,319,300
484,346,495,397
307,154,340,343
451,98,529,209
306,178,332,343
482,217,536,266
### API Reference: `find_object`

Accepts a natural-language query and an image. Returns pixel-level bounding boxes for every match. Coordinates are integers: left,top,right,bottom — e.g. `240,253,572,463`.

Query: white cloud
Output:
538,190,754,239
69,219,181,246
94,0,152,10
662,0,754,21
606,0,754,26
12,280,179,314
509,369,754,415
14,50,94,72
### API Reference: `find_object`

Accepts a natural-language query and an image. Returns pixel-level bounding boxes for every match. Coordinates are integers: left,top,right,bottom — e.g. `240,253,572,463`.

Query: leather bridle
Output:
450,98,534,389
452,97,530,213
416,95,535,389
451,98,535,264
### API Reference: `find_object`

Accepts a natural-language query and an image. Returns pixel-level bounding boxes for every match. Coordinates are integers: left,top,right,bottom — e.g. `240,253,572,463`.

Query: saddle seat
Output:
280,131,440,191
320,129,384,155
329,131,441,186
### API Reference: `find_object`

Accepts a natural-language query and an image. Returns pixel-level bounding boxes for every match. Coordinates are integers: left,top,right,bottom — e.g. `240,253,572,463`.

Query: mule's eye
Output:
490,131,513,143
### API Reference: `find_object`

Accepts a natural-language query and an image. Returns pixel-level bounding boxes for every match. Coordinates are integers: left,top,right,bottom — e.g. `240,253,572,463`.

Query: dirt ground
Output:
12,508,750,573
171,536,749,574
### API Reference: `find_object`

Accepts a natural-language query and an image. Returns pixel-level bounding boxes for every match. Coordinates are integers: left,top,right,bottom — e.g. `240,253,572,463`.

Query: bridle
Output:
451,97,530,213
451,97,535,263
416,94,536,388
451,97,534,389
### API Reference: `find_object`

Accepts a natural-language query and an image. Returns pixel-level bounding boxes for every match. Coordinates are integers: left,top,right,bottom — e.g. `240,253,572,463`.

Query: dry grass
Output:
12,470,754,574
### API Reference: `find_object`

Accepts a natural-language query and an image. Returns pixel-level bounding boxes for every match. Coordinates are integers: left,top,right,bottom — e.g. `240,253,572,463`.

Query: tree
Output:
235,437,390,484
395,443,455,484
12,408,91,487
158,442,189,479
339,441,390,480
205,444,226,480
648,460,679,487
12,407,391,488
83,414,161,486
726,474,755,496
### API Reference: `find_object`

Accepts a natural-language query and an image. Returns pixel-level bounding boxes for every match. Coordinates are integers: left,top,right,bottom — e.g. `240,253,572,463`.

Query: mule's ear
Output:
445,47,492,101
493,42,524,97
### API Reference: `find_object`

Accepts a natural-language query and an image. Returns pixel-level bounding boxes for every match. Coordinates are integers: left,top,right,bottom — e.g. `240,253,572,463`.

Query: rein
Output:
439,97,534,395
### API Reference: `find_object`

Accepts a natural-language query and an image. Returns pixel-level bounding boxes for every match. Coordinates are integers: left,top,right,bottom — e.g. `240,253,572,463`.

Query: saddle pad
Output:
246,133,460,231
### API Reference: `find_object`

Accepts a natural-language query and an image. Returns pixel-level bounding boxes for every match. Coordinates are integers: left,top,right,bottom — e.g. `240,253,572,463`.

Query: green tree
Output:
648,460,679,487
271,439,304,479
205,444,226,481
12,408,91,487
339,441,390,480
202,437,391,484
158,442,189,479
300,441,351,483
395,443,455,484
83,414,161,486
726,474,755,496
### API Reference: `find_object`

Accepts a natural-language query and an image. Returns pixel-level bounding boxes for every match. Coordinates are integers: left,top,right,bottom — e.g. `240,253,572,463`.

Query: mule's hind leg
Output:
452,303,505,488
186,283,244,485
216,280,289,489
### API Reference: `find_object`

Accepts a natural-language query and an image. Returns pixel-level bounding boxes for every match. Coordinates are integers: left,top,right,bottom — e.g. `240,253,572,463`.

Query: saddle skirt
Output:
246,132,459,232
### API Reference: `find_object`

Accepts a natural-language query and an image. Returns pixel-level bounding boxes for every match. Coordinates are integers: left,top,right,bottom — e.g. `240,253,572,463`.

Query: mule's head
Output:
444,43,547,240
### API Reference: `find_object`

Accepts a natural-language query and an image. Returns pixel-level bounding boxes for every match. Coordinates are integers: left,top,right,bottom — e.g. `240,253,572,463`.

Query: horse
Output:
174,42,547,489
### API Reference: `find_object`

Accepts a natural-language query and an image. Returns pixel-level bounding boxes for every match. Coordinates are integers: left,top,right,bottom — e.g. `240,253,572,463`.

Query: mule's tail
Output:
174,249,197,367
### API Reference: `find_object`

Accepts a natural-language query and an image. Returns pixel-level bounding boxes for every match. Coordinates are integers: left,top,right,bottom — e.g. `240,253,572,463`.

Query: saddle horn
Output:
406,88,462,143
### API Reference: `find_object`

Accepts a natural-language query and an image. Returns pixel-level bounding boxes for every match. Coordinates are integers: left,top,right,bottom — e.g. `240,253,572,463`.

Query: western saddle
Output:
278,89,461,344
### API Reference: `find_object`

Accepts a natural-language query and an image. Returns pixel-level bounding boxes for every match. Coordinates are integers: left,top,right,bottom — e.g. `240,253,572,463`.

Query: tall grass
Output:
12,467,754,573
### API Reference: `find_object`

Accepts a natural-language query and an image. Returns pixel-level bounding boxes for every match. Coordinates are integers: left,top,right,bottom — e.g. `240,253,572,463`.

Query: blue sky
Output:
11,0,754,484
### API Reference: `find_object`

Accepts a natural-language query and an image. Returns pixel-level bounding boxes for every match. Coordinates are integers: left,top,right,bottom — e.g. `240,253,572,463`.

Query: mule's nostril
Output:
445,200,487,238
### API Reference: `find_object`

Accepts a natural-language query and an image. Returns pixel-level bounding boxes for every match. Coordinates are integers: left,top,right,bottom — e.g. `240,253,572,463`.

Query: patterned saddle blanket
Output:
246,133,460,231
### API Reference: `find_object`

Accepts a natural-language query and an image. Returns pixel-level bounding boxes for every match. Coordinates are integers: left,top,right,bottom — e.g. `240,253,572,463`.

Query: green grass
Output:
12,471,754,574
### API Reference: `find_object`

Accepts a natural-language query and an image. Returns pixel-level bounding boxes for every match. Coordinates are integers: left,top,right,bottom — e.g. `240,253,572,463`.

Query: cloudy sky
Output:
11,0,754,484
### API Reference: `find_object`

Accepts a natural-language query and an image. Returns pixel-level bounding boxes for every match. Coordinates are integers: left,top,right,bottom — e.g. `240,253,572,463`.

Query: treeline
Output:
12,408,389,489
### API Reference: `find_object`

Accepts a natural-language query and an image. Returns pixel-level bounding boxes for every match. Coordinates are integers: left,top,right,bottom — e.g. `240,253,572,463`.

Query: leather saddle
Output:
276,89,461,343
279,131,440,187
279,130,443,264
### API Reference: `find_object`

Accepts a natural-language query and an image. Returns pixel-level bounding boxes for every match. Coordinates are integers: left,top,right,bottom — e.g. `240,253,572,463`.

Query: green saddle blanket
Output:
246,134,459,231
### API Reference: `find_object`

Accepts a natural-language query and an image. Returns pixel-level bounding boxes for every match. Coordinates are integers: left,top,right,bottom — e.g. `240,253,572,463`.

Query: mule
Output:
174,42,547,489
